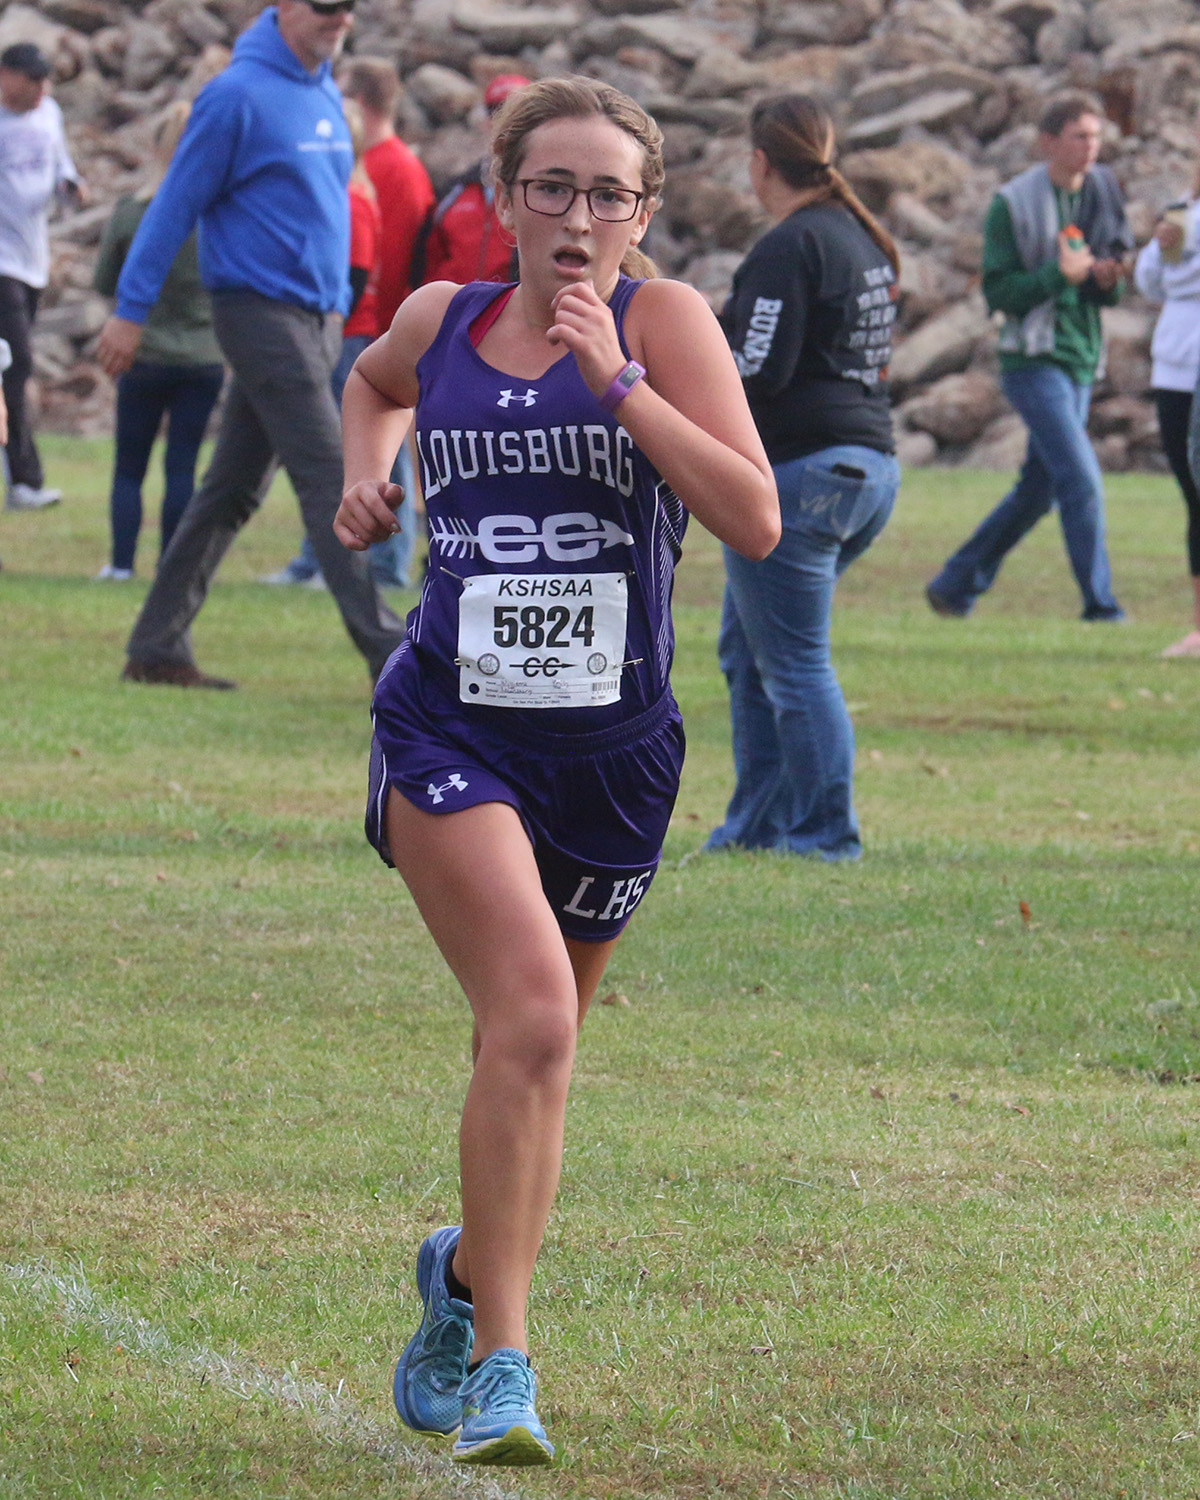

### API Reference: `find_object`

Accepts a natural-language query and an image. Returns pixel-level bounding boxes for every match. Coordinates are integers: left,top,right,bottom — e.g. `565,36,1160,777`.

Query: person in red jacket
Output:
415,74,529,287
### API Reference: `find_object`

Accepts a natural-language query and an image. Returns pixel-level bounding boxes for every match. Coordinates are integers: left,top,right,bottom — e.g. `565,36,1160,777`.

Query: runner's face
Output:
1043,113,1102,178
498,116,652,300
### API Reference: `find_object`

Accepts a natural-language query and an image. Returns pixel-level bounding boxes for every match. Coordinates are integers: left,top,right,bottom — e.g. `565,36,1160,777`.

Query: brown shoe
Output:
122,659,237,690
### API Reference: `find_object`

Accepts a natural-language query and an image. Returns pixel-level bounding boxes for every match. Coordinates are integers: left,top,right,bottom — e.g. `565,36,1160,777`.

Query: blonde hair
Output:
138,100,191,200
490,76,663,280
341,96,374,195
750,94,900,275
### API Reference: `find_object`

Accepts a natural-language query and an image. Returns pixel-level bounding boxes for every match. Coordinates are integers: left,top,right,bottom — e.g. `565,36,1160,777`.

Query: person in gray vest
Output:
926,93,1131,622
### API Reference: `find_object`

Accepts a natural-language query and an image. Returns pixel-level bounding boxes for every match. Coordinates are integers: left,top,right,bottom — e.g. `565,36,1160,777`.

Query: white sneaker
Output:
94,564,134,581
6,484,63,511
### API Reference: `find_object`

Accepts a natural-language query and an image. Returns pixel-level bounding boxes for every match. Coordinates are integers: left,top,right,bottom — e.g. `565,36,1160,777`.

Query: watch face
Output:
619,364,641,389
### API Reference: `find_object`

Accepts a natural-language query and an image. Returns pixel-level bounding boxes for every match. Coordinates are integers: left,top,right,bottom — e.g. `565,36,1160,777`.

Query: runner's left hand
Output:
547,281,628,398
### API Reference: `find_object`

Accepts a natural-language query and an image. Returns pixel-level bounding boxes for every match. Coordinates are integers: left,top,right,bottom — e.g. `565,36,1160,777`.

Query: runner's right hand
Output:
334,480,405,550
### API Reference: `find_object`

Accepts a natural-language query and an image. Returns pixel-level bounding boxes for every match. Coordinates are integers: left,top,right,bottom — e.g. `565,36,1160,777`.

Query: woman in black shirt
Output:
706,95,900,861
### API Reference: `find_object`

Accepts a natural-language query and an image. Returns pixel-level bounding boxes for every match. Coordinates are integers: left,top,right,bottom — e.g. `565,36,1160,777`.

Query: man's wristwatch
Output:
598,359,646,413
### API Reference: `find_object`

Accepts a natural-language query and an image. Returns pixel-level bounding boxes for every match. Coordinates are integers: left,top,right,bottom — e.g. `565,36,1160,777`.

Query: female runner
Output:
334,77,779,1467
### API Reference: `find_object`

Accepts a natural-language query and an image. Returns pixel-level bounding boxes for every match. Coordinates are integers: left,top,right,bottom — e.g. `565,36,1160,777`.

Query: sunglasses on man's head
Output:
304,0,356,13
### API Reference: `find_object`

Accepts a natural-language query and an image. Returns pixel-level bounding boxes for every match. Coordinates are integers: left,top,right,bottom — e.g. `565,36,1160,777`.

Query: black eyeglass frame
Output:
512,177,646,223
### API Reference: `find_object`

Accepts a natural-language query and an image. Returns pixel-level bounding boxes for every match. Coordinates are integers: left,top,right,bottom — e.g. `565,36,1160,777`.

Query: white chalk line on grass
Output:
3,1260,524,1500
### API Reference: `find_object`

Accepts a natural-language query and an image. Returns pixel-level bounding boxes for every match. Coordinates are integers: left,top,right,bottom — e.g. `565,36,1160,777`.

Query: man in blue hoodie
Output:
97,0,404,688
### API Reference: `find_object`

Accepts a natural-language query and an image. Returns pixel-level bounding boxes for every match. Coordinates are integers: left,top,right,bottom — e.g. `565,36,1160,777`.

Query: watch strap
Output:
598,359,646,413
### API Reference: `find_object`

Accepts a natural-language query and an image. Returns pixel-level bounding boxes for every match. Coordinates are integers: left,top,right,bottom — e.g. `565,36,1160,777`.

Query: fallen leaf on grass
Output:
1106,697,1125,712
26,1070,43,1085
750,1344,774,1355
155,871,169,882
600,992,630,1007
1004,1102,1031,1117
921,761,949,777
1018,900,1032,925
869,1085,886,1100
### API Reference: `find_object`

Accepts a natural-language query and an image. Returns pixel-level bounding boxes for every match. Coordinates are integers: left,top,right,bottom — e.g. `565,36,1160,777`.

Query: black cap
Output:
0,43,51,82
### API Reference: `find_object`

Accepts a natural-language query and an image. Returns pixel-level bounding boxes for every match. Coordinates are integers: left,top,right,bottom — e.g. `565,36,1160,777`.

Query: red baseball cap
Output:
484,74,531,111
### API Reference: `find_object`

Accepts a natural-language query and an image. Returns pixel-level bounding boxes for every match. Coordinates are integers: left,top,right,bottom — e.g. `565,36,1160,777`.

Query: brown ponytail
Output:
490,76,663,279
750,95,900,275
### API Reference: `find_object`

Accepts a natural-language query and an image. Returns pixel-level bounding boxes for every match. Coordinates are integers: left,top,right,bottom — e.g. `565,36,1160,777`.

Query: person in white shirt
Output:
1135,190,1200,658
0,42,83,511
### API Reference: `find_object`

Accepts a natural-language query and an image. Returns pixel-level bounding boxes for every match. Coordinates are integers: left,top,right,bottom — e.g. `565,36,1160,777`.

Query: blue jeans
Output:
706,444,900,861
287,334,420,587
108,361,224,572
929,364,1122,619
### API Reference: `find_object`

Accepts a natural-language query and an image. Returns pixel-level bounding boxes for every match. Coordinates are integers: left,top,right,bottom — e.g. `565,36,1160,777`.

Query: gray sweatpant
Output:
126,290,404,680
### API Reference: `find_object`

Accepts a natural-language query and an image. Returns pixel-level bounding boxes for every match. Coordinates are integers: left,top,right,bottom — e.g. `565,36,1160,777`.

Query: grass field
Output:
1,437,1199,1499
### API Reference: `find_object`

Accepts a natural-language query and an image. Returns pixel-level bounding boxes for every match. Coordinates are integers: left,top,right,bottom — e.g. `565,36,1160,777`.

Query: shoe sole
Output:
393,1229,461,1437
452,1426,554,1466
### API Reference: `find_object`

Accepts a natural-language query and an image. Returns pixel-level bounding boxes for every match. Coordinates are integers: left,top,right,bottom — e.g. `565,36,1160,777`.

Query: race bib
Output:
457,572,628,708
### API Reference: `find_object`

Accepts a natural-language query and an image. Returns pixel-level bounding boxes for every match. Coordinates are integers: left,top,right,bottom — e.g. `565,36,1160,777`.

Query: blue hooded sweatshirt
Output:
116,7,351,322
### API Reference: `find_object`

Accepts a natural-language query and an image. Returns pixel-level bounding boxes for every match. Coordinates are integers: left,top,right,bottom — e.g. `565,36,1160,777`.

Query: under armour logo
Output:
497,388,538,408
427,773,469,805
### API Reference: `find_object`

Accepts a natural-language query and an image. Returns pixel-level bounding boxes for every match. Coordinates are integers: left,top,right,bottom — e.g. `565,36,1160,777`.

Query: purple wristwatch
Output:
599,359,646,413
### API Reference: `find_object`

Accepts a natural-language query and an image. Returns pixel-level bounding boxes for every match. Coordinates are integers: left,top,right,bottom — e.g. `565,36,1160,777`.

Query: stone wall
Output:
14,0,1199,469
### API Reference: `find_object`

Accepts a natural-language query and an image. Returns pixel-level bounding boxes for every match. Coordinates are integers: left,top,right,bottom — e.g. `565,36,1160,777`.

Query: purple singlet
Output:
368,276,689,940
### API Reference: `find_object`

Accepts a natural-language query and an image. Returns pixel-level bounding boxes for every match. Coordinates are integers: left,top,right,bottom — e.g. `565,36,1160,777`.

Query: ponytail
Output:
750,95,900,276
621,245,660,279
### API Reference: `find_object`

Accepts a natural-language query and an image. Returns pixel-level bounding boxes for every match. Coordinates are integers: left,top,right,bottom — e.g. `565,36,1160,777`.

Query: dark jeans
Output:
1159,388,1200,576
127,292,404,679
109,361,224,571
0,275,42,488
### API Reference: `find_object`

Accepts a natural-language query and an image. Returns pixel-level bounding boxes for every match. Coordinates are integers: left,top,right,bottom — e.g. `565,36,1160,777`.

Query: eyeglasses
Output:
514,178,644,223
304,0,356,14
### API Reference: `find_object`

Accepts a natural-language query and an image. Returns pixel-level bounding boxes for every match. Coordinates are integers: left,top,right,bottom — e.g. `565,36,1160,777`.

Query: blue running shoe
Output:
393,1226,474,1436
452,1347,554,1466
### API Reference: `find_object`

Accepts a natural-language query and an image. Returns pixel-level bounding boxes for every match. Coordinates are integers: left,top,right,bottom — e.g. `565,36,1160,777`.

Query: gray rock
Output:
684,47,768,98
591,0,687,11
844,89,978,149
876,0,1030,68
35,296,111,341
895,427,939,466
1033,1,1088,63
849,62,994,119
452,2,581,52
841,139,974,211
887,192,958,246
39,0,124,33
0,6,71,68
573,13,739,64
122,21,176,90
406,64,480,125
680,248,742,309
964,413,1027,471
144,0,230,49
761,0,884,47
643,93,750,131
899,370,1007,445
889,294,990,391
